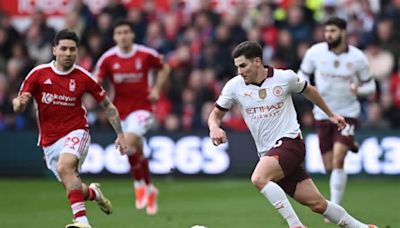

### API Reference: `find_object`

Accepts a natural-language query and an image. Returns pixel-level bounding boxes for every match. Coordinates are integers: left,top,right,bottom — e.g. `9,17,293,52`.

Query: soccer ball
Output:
190,225,208,228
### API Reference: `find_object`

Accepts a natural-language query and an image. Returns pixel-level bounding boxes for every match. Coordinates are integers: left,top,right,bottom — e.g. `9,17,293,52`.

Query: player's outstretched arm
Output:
12,92,32,113
208,107,228,146
99,96,127,154
302,84,346,130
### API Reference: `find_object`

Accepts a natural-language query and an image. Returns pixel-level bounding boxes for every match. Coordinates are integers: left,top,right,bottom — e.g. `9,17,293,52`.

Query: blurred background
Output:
1,0,400,227
0,0,399,178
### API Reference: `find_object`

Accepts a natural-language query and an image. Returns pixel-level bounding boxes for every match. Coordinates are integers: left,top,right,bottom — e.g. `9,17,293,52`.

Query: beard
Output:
327,36,342,49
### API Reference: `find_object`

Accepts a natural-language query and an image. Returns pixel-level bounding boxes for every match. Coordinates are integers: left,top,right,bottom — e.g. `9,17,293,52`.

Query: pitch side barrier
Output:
1,130,400,177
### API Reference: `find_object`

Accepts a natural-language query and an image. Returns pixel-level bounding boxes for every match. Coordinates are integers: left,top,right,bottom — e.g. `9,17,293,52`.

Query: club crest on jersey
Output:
273,86,283,97
333,60,340,68
258,88,267,99
69,79,76,92
135,59,142,70
346,62,353,70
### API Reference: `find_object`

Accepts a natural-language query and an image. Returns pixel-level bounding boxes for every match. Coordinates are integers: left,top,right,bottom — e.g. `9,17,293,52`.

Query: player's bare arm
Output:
302,84,346,130
99,96,127,154
12,92,32,112
208,107,228,146
148,63,170,103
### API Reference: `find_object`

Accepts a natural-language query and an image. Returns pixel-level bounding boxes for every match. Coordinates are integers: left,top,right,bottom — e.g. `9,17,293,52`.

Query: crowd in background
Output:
0,0,400,132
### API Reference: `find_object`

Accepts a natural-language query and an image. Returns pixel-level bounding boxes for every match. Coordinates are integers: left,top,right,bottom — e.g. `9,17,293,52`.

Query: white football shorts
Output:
43,129,90,181
122,110,155,136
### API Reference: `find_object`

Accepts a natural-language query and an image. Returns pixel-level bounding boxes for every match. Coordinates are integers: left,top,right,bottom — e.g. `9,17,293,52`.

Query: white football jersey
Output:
299,42,371,120
216,67,306,153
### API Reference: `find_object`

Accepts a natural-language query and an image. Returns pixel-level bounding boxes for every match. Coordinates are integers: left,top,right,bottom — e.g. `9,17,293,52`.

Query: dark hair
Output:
113,19,134,33
324,17,347,30
53,29,80,46
232,41,263,60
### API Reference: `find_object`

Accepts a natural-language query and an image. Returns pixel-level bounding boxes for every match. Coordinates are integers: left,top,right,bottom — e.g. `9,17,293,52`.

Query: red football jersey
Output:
93,44,164,120
19,62,107,146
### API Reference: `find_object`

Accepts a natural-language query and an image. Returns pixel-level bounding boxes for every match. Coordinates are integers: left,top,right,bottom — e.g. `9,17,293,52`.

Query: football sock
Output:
68,189,88,223
323,200,369,227
261,182,304,227
330,169,347,204
128,151,144,181
141,158,151,185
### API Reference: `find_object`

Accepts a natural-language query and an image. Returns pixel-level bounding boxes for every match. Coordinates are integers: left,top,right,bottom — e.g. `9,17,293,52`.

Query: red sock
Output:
128,152,143,181
141,158,151,185
68,189,86,218
87,187,97,201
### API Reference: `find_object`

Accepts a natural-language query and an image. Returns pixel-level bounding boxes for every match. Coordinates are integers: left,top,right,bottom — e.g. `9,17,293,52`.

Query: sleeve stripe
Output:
299,81,308,93
215,103,229,111
359,77,373,83
300,69,312,76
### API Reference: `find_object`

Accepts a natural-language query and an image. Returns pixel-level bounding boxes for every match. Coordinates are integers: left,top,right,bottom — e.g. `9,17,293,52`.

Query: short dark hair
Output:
53,29,80,46
232,41,263,60
113,19,134,33
324,17,347,30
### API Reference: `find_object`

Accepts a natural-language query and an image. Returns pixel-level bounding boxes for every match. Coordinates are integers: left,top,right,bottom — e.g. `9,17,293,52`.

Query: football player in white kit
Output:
209,41,377,228
298,17,376,221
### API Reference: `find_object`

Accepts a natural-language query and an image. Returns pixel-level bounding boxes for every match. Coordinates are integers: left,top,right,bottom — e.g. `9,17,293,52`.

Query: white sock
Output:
134,180,145,188
260,182,303,227
330,169,347,204
75,215,89,224
323,200,369,228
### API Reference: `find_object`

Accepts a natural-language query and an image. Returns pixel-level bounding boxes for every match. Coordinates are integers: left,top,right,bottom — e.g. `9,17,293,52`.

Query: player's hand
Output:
350,83,358,96
115,134,128,155
209,127,227,146
329,113,347,131
13,92,32,112
148,88,160,104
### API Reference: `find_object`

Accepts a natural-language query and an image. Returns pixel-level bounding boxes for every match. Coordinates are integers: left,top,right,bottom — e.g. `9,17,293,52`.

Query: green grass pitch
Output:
0,177,398,228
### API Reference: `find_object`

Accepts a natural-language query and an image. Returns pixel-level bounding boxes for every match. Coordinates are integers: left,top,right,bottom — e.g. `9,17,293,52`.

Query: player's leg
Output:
123,110,158,214
294,178,377,228
82,182,113,214
251,156,305,228
330,119,358,206
252,137,308,228
125,132,148,209
58,153,90,226
330,142,349,205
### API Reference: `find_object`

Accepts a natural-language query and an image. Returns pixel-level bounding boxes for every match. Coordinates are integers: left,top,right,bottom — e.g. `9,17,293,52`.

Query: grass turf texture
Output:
0,177,398,228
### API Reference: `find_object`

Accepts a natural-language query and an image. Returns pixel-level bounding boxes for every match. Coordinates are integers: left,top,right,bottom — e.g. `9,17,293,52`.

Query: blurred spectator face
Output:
164,114,180,131
377,19,393,42
324,25,345,49
6,59,21,81
97,13,112,31
277,29,293,48
113,24,134,50
188,69,203,90
127,8,142,23
287,6,304,26
247,27,261,41
52,39,78,71
215,25,230,42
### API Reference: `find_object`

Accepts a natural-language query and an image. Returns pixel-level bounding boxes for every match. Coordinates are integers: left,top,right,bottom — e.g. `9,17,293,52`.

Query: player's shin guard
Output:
261,182,304,228
323,200,369,227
